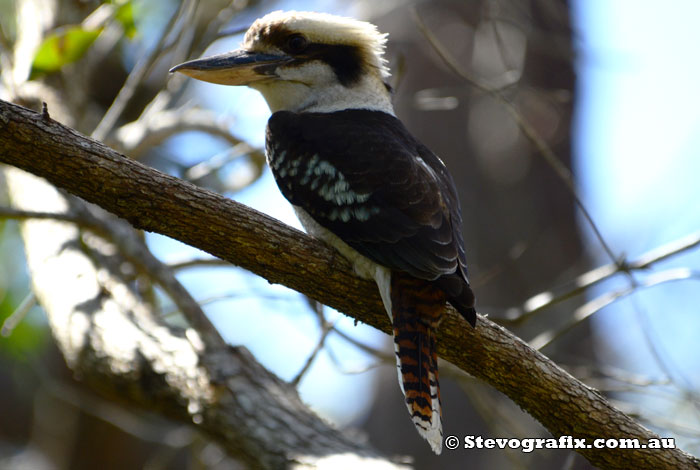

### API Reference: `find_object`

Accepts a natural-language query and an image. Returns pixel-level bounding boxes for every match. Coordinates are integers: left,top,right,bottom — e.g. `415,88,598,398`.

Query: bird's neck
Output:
251,74,395,115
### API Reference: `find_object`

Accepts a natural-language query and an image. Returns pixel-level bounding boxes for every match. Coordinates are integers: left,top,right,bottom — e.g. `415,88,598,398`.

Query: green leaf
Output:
115,1,137,39
0,0,18,43
30,26,102,78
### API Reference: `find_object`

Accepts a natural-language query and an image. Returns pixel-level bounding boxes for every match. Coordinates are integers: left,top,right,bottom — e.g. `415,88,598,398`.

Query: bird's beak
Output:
169,49,291,86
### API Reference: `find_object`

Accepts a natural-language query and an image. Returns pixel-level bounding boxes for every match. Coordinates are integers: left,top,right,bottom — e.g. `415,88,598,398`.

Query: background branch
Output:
1,99,698,469
411,6,618,263
502,231,700,325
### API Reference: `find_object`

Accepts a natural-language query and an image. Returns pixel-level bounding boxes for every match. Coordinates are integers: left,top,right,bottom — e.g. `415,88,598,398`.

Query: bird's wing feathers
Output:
266,109,465,281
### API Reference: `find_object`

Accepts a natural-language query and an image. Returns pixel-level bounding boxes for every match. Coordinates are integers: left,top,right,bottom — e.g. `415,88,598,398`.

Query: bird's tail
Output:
390,272,445,454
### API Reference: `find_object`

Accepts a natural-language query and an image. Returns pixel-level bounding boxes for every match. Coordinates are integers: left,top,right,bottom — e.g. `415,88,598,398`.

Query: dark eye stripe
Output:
259,25,365,87
300,43,364,86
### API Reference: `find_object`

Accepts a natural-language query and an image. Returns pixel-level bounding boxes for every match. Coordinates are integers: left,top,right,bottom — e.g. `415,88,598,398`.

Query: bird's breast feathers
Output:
266,109,466,282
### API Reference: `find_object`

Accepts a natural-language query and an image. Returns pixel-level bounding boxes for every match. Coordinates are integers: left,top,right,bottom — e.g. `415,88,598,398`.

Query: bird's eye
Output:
286,34,308,54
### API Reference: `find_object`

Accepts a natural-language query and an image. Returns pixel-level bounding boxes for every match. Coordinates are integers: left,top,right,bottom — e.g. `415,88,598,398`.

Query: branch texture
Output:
1,99,698,470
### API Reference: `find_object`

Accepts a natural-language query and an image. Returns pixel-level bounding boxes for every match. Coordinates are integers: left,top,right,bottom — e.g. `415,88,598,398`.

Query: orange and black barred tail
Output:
390,272,446,454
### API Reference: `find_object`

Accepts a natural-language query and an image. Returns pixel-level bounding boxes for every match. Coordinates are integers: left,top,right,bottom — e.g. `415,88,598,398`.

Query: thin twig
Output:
632,231,700,270
571,363,672,388
323,345,386,376
632,294,695,391
91,0,195,140
329,325,392,362
0,207,79,223
114,107,258,158
530,268,700,350
184,143,261,184
486,10,521,83
501,230,700,324
169,257,231,271
161,3,248,112
1,292,36,337
161,291,298,318
290,309,335,386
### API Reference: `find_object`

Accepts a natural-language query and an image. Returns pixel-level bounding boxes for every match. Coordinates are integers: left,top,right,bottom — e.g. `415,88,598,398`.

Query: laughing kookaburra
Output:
171,10,476,455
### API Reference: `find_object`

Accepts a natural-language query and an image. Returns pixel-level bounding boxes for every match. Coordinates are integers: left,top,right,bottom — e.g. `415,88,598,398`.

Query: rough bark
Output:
1,99,698,470
0,100,407,470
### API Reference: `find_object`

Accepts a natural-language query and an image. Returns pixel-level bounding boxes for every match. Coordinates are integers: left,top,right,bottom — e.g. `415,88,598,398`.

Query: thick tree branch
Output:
1,102,406,470
1,99,698,470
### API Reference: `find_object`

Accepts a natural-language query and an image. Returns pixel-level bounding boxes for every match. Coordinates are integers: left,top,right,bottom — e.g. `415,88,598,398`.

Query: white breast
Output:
293,206,393,320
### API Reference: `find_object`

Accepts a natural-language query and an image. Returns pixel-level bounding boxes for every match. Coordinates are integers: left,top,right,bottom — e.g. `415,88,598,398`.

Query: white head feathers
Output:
244,10,390,80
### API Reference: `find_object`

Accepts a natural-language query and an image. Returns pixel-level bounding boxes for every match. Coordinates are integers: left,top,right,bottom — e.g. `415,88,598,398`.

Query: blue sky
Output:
573,0,700,443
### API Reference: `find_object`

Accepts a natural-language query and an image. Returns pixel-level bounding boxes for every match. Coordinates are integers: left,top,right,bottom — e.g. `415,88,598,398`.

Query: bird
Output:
170,10,476,455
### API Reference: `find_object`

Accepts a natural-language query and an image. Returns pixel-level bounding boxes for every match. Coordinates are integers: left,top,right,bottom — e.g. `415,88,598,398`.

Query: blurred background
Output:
1,0,699,468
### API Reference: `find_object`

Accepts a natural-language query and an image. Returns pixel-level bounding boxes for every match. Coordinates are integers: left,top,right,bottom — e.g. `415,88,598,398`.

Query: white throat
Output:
251,73,395,115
